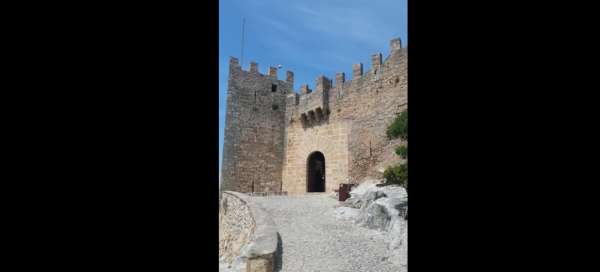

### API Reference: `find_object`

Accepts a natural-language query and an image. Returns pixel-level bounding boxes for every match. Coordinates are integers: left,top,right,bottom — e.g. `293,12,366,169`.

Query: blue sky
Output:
219,0,407,177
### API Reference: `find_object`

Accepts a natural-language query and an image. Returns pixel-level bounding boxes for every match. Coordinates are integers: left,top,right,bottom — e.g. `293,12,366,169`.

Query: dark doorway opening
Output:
307,151,325,192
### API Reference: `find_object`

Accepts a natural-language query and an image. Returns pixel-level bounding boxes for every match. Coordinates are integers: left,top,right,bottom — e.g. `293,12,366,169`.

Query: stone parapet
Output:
219,191,280,272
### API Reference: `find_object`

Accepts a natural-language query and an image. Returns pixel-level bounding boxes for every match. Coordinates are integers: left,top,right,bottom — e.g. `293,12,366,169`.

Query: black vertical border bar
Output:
407,0,416,269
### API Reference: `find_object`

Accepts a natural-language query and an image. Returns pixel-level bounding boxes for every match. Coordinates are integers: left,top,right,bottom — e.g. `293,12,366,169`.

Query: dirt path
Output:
251,194,403,272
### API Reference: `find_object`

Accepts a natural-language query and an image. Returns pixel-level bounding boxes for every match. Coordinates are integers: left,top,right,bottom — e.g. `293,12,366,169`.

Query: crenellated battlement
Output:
229,57,294,84
289,74,333,127
285,37,406,127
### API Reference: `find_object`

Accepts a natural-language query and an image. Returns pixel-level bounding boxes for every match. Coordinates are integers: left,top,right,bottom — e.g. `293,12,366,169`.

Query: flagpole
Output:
241,17,245,67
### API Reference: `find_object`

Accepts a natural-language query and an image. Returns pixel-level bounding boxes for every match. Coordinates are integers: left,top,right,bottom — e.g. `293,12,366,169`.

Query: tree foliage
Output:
395,145,407,159
386,110,408,140
383,163,407,187
384,109,408,193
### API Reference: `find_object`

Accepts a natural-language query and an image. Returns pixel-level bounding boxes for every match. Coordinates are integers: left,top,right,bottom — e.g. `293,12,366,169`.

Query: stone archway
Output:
307,151,325,192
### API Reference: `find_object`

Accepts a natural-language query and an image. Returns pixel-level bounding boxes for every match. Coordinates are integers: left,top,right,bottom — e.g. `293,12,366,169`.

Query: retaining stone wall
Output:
219,191,279,272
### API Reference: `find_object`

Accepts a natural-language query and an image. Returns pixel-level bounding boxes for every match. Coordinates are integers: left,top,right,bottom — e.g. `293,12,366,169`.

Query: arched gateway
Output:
307,151,326,192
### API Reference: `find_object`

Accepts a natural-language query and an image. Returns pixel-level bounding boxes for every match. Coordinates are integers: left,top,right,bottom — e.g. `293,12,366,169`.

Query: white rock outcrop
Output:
335,180,408,268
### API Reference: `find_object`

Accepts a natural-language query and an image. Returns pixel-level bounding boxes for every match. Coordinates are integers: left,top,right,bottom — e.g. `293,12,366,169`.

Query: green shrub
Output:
384,108,408,194
383,163,407,187
386,110,408,140
395,145,407,159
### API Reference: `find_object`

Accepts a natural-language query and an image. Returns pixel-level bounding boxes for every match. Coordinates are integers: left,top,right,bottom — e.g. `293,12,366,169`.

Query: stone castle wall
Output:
220,59,293,193
221,38,407,194
283,39,407,193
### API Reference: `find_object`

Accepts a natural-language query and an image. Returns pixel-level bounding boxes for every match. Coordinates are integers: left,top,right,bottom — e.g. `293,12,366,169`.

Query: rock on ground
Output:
335,182,408,268
219,243,251,272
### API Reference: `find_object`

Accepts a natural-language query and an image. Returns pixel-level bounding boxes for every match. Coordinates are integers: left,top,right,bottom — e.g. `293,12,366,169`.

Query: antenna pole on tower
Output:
241,17,245,67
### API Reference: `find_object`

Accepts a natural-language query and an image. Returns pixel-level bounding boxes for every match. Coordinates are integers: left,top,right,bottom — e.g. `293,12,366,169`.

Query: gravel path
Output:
251,194,404,272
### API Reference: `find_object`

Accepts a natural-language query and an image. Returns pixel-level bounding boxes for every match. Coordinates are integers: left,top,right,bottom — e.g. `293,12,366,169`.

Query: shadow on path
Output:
273,233,283,272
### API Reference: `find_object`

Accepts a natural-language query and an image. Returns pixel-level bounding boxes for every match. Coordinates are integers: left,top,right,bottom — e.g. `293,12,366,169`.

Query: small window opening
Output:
271,84,277,92
272,104,279,111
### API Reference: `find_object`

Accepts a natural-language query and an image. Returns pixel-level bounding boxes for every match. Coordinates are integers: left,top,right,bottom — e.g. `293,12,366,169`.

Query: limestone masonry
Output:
221,38,407,194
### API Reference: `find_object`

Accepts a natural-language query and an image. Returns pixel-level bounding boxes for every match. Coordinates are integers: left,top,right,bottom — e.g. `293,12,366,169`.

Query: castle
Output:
220,38,407,194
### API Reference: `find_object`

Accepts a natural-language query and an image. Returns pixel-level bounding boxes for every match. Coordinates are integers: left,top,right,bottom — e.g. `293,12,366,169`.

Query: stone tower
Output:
220,58,294,192
221,38,407,194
